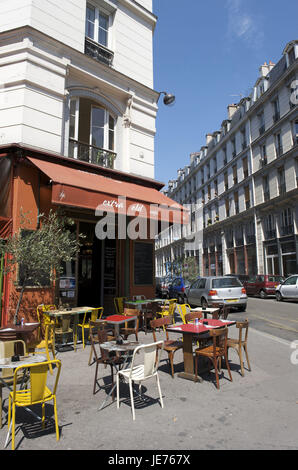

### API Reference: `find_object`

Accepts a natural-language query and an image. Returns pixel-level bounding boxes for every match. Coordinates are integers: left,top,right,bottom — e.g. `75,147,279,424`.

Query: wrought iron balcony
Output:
69,139,116,169
85,37,114,66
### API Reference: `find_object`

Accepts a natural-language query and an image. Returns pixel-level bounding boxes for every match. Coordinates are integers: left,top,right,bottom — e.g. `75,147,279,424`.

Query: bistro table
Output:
98,340,140,411
0,354,47,448
47,306,94,351
124,299,165,308
166,319,236,383
0,323,40,353
100,314,138,340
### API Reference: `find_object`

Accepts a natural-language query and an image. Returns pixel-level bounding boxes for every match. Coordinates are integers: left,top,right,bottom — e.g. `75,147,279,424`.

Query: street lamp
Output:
158,91,176,106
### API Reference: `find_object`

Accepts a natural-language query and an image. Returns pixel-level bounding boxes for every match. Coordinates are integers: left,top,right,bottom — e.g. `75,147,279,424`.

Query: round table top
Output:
100,340,140,353
0,354,47,369
0,323,40,334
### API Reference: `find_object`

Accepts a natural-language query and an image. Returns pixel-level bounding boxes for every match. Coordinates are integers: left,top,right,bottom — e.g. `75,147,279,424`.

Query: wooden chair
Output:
210,303,230,320
194,327,232,389
0,340,28,429
184,311,203,324
120,308,140,341
150,316,183,378
141,302,160,334
227,319,251,376
89,321,122,396
88,321,115,366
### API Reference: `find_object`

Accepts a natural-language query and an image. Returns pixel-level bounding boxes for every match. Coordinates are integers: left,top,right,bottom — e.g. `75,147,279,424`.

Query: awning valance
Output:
27,157,188,224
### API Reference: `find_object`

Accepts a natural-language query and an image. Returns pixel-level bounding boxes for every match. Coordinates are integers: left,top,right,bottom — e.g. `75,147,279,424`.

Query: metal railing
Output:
69,139,116,169
85,37,114,66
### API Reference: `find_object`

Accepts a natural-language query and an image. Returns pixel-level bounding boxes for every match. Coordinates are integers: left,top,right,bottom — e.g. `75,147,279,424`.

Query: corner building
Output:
156,41,298,279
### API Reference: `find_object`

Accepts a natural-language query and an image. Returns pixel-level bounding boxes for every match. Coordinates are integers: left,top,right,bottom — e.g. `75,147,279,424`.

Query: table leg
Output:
178,334,203,383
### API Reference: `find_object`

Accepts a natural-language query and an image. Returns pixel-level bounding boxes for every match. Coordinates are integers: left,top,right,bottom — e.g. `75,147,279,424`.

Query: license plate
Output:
226,299,238,303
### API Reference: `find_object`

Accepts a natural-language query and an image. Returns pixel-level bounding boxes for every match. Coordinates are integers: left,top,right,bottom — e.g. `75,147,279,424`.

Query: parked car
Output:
224,273,250,284
155,276,172,298
168,277,191,303
276,275,298,301
187,276,247,312
244,274,284,298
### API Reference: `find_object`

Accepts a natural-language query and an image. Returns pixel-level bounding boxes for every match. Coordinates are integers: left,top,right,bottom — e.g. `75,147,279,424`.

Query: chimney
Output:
259,61,275,77
227,104,238,119
206,133,213,145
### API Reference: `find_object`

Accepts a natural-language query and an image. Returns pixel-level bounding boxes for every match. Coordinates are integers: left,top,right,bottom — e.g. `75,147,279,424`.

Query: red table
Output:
104,315,138,338
167,319,236,383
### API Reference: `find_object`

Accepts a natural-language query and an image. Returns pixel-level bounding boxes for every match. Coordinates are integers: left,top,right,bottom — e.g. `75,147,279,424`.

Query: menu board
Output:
134,242,153,286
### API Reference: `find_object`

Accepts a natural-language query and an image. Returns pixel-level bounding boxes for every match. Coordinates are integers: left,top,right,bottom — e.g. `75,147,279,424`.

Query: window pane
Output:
86,5,95,39
92,127,104,148
92,107,105,127
98,28,108,46
99,13,108,29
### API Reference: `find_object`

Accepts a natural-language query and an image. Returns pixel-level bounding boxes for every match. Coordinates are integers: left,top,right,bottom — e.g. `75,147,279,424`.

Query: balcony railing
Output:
85,37,114,66
69,139,116,169
280,225,294,236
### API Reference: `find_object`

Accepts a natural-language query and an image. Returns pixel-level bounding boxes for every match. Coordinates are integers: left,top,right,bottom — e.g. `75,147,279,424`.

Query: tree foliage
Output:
0,210,82,324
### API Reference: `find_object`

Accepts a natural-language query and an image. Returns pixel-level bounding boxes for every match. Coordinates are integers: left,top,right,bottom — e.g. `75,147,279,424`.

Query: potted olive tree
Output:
0,210,81,325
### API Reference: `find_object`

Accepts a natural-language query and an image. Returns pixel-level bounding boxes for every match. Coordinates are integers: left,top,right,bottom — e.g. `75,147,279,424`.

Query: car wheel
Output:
276,291,283,302
201,297,208,309
259,289,267,299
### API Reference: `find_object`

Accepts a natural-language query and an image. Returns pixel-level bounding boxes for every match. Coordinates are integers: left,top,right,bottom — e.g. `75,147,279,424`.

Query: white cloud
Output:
225,0,264,49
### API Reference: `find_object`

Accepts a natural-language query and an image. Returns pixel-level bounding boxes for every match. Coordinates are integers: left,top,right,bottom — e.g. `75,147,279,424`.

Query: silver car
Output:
276,275,298,301
187,276,247,312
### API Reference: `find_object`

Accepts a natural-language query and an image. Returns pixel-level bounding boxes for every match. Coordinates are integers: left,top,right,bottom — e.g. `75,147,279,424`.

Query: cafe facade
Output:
0,145,186,325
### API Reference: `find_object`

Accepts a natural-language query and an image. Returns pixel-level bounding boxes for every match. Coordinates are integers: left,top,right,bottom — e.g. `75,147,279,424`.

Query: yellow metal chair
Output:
7,359,62,450
77,307,104,349
30,322,56,374
159,299,177,321
0,340,27,429
177,304,192,324
114,297,126,315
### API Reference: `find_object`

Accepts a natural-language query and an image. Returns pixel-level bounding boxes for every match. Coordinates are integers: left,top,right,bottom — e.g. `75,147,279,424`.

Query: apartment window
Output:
86,3,109,47
260,144,267,167
208,185,211,200
278,166,286,195
241,128,247,150
288,47,296,65
231,138,236,158
263,175,270,202
214,179,218,196
224,172,229,191
225,199,230,218
275,133,283,157
234,191,239,214
258,112,265,135
244,185,251,209
223,147,227,166
207,163,210,180
264,214,276,240
272,98,280,123
232,165,238,185
294,121,298,146
280,208,294,236
243,156,249,179
213,157,217,174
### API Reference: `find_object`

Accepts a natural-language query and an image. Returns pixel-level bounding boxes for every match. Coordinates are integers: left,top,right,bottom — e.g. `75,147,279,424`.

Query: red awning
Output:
27,157,188,224
0,217,12,239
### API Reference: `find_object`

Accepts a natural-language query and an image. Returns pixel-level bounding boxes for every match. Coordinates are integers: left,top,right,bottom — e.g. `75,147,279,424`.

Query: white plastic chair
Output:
116,341,164,420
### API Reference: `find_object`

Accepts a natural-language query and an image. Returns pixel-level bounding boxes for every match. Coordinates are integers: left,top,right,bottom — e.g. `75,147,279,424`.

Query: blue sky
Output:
153,0,298,185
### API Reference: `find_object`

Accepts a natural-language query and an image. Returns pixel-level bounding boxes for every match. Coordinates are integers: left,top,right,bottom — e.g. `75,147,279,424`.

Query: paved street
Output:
230,297,298,343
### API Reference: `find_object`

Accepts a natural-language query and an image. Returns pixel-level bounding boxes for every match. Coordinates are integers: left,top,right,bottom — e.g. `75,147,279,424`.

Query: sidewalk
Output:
0,324,297,450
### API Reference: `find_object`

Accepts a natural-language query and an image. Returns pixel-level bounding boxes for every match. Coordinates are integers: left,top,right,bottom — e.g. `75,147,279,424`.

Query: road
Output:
229,296,298,343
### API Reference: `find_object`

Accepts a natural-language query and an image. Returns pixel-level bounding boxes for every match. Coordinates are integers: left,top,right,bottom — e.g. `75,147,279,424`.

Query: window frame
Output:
86,2,112,49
